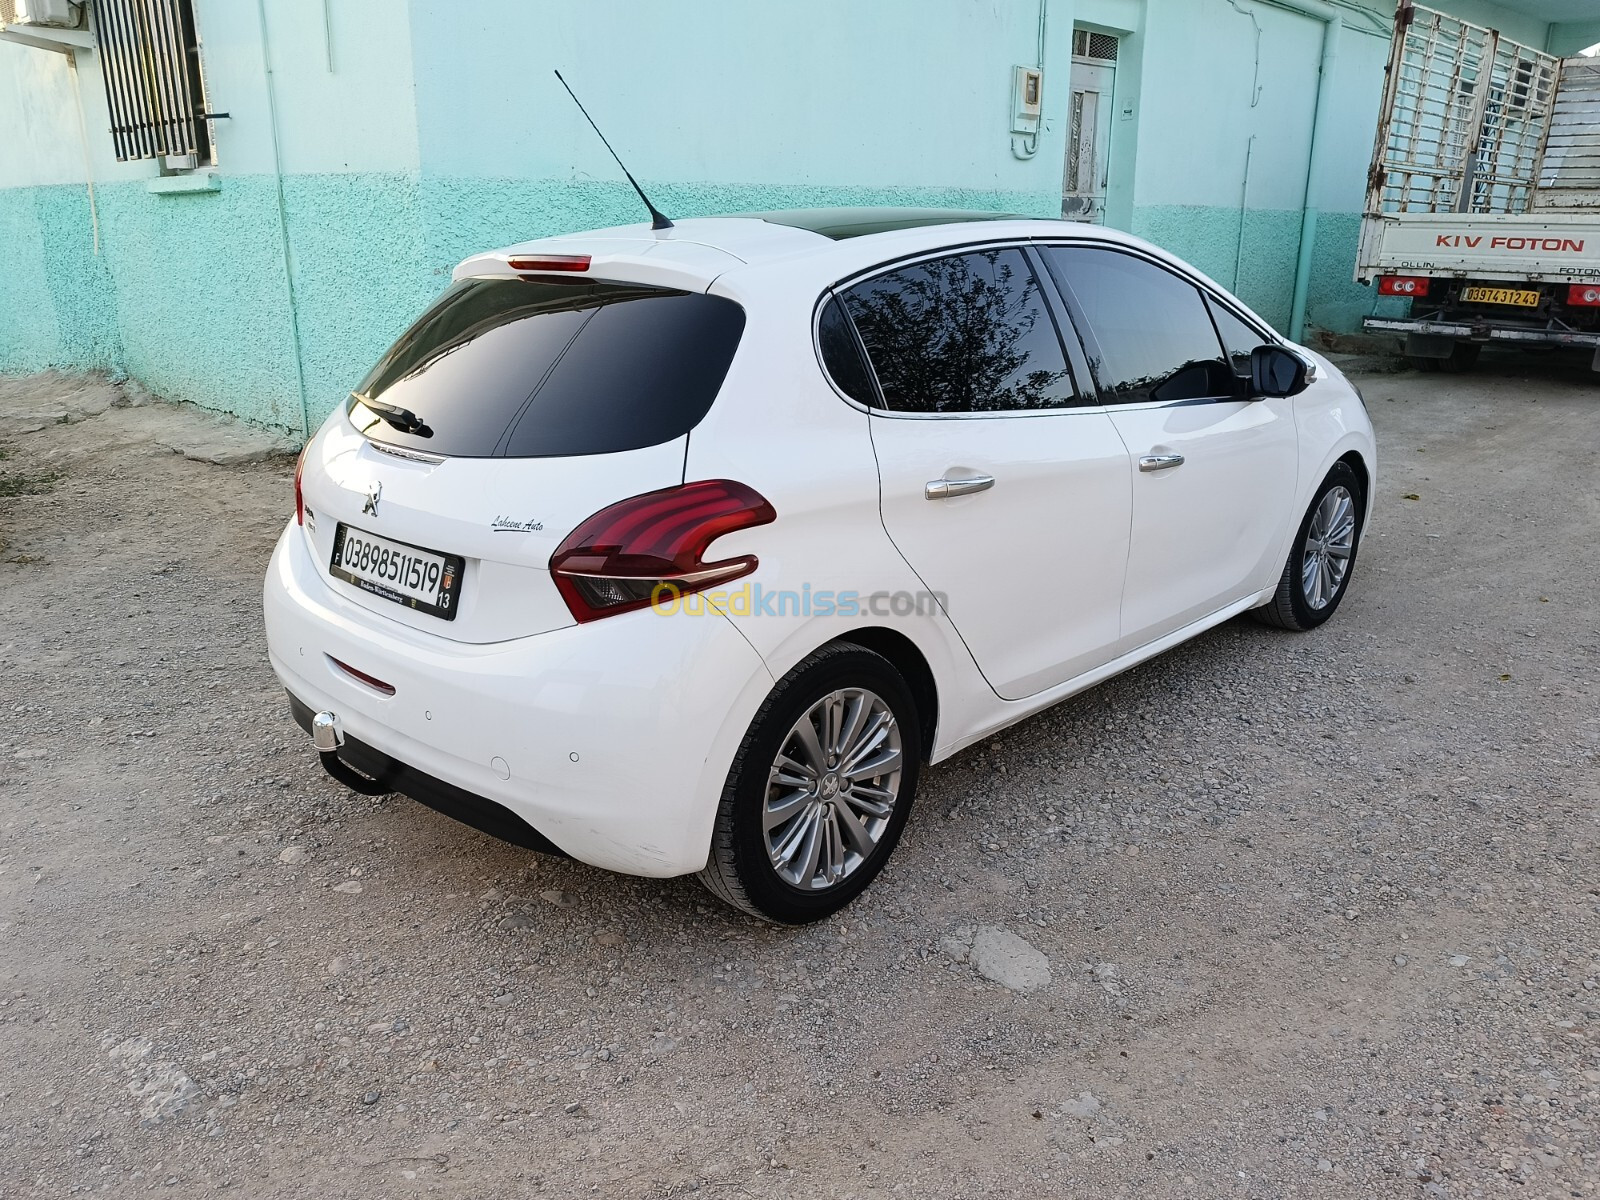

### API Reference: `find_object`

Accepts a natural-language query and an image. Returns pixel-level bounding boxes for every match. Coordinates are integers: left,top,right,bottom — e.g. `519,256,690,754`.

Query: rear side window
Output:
817,296,879,405
838,248,1078,414
350,277,745,458
1040,247,1236,405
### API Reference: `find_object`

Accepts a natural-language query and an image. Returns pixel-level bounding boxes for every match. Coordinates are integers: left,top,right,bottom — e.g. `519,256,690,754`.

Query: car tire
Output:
1409,341,1480,373
697,642,921,923
1251,461,1365,632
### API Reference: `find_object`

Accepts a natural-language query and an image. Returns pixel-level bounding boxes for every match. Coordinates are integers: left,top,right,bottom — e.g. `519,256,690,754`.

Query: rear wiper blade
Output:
353,394,432,437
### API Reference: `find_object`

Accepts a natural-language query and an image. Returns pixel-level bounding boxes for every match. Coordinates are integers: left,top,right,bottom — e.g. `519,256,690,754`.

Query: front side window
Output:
838,248,1078,414
1208,299,1272,381
1041,247,1236,405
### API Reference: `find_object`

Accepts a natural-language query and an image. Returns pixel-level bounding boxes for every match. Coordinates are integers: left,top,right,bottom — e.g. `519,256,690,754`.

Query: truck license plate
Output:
1462,286,1540,308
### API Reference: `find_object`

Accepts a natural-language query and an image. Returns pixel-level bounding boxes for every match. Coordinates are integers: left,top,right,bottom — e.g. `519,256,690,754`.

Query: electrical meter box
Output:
1012,66,1043,135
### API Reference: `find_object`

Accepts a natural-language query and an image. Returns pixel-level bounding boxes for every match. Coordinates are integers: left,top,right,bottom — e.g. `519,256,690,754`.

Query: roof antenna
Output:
554,69,674,231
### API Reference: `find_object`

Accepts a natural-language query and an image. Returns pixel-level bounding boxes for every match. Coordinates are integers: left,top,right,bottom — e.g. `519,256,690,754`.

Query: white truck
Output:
1357,2,1600,371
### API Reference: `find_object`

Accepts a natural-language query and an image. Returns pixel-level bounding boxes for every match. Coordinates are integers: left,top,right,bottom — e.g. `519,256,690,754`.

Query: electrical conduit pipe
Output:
1258,0,1342,343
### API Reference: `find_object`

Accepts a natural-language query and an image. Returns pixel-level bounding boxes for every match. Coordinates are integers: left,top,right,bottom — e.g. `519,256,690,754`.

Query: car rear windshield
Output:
348,277,746,458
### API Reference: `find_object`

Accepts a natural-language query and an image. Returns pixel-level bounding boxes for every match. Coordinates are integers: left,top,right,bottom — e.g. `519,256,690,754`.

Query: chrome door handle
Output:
1138,453,1185,472
925,474,996,500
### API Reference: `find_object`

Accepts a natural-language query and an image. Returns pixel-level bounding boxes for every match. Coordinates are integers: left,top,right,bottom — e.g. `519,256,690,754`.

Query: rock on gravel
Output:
1061,1091,1102,1119
103,1035,198,1124
943,925,1052,992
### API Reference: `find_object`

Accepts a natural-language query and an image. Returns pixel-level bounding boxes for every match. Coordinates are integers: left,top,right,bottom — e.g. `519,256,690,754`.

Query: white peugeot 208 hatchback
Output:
264,208,1376,923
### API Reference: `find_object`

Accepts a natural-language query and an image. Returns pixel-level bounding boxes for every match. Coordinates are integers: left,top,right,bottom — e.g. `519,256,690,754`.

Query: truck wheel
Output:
1409,342,1480,373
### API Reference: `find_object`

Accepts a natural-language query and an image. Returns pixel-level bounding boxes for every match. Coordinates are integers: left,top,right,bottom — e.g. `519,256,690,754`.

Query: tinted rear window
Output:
349,277,745,458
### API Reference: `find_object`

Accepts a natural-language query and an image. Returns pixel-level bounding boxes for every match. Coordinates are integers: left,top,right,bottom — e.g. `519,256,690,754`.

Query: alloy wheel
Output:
763,687,903,890
1301,485,1356,610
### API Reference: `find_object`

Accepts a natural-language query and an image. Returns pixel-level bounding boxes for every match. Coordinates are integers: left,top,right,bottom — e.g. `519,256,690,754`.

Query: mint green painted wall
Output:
1549,22,1600,55
1130,1,1327,213
0,173,1047,432
406,0,1074,195
0,38,95,189
1442,0,1550,45
0,39,122,370
92,180,303,429
0,0,426,431
28,186,121,370
0,173,430,429
1105,0,1386,335
2,0,1075,432
0,188,74,370
279,174,434,423
0,0,1574,431
1103,0,1552,340
1132,206,1308,331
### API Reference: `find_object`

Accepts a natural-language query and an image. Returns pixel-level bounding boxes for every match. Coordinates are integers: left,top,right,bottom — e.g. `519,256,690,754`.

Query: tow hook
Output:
311,710,342,753
309,709,393,796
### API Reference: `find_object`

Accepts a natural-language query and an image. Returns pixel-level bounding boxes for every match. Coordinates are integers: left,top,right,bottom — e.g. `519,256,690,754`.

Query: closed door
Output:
828,247,1132,700
1063,45,1117,223
1039,245,1299,648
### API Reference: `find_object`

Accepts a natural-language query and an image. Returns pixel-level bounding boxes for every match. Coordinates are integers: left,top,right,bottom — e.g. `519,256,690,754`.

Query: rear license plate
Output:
1462,286,1540,308
330,524,464,621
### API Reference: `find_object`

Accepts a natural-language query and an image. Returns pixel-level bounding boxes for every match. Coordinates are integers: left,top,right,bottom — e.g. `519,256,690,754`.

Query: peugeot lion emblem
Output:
362,481,382,517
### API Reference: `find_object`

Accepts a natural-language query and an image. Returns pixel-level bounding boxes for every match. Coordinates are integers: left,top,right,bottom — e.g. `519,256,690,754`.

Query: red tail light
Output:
549,480,777,623
294,442,309,525
507,254,591,273
1567,284,1600,307
1378,275,1431,297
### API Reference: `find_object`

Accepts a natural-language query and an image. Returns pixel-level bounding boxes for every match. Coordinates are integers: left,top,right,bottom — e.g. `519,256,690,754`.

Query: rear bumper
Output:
1363,316,1600,347
286,693,570,857
263,521,775,877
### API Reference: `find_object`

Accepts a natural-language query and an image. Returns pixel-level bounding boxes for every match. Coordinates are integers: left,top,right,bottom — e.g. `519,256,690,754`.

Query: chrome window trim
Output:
1081,394,1254,414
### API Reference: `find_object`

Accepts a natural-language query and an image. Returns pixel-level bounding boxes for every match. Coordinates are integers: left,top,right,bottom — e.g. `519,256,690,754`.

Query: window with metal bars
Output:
90,0,212,164
1072,29,1119,63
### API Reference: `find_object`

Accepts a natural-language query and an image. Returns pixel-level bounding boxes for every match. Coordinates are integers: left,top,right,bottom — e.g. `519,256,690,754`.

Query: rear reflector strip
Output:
506,254,591,273
1378,275,1430,297
327,656,397,696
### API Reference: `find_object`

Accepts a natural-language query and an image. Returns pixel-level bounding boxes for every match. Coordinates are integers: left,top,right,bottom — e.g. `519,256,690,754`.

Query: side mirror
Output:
1250,345,1310,398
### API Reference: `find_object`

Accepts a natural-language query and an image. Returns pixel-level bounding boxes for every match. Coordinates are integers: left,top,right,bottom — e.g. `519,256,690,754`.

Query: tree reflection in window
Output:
841,248,1077,414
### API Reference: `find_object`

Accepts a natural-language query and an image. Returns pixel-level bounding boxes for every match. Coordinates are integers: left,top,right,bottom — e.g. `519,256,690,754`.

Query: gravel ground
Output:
1,357,1596,1199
